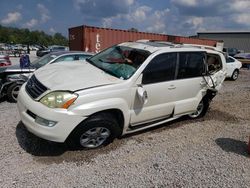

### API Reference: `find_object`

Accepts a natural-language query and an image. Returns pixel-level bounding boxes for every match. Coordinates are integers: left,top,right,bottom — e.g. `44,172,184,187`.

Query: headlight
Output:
40,91,78,109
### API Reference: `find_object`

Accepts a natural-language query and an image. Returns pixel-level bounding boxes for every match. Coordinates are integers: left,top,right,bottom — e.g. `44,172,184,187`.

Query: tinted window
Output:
142,53,177,84
78,55,92,60
53,55,75,63
31,54,57,68
226,57,235,63
177,52,205,79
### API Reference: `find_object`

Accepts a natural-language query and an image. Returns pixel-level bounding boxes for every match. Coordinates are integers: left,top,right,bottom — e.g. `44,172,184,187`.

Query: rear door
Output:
172,52,206,115
207,53,226,90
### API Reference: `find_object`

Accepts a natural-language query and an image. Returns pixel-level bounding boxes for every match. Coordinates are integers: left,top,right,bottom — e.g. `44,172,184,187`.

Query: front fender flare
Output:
70,98,130,128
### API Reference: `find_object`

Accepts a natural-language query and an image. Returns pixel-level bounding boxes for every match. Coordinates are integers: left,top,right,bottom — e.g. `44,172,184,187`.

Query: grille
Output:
25,75,48,99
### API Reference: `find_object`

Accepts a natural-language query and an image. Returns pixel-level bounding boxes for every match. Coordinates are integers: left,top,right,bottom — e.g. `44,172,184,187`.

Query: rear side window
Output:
226,57,234,63
177,52,205,79
207,54,222,74
142,53,177,84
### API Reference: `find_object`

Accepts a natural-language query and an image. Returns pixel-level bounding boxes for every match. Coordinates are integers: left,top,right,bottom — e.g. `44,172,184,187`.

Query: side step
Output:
127,116,180,134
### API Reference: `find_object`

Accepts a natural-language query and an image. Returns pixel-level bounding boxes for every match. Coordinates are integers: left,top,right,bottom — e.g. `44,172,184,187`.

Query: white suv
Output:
17,41,227,149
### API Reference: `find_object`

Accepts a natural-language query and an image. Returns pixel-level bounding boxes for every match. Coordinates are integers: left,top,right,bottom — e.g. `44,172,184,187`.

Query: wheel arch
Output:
68,108,125,140
87,109,125,133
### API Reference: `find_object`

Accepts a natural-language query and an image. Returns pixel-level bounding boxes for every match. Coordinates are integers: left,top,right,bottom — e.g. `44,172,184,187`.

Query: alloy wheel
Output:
79,127,111,148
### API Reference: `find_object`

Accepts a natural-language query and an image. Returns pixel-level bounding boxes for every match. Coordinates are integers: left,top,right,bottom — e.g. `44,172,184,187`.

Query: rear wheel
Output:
67,112,121,149
231,70,239,81
188,98,209,119
7,83,22,103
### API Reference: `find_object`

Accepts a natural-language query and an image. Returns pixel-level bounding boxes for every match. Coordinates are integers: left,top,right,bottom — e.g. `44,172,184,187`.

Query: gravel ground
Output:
0,69,249,187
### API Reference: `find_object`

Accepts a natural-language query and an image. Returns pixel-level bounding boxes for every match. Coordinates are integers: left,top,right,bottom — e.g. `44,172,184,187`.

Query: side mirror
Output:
137,86,148,104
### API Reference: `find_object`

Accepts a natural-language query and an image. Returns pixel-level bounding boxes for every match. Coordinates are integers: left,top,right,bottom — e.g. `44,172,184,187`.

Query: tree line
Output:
0,25,68,47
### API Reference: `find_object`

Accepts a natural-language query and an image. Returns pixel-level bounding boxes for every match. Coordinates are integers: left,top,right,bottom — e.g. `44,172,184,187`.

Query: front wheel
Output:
188,98,209,119
67,113,121,149
7,83,22,103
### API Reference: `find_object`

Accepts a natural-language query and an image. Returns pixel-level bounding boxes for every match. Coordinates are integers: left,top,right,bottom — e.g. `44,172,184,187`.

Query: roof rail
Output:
135,40,223,53
181,43,223,52
135,40,178,47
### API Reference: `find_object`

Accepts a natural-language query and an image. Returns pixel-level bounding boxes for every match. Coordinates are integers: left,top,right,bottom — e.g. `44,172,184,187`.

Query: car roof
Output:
119,41,223,55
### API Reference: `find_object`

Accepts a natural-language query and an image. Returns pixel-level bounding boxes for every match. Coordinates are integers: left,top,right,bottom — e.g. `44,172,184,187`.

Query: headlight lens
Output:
40,91,78,109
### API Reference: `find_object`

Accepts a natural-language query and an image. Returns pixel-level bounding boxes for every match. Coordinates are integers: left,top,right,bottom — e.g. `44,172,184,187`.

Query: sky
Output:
0,0,250,37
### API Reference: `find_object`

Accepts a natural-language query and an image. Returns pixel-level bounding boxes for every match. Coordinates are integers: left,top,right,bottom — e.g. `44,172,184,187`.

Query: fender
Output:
70,97,130,129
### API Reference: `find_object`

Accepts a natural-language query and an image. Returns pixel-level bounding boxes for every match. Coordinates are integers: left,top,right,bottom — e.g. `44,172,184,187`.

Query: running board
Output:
126,116,181,134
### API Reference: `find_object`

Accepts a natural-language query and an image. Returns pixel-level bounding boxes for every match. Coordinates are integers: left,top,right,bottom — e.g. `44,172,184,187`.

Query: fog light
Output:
35,116,57,127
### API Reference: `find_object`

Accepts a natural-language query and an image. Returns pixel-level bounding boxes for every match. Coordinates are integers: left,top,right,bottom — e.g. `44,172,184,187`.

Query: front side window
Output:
142,53,177,84
177,52,205,79
87,45,151,80
31,54,57,68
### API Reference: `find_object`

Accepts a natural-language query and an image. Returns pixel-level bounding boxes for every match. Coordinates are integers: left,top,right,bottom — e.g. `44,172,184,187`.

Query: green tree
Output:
0,25,68,46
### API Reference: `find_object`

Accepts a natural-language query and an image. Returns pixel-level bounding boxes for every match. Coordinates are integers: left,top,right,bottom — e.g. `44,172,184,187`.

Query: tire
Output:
188,97,209,119
7,83,22,103
67,112,121,149
231,70,239,81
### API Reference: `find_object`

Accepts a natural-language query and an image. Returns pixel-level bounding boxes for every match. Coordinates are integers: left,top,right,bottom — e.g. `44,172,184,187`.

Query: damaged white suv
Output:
17,41,226,149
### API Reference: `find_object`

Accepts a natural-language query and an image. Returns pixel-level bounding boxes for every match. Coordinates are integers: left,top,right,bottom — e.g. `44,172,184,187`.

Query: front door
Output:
130,52,177,125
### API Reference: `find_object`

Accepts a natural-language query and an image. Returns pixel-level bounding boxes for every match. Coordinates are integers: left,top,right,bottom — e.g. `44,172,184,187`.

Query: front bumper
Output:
17,85,86,143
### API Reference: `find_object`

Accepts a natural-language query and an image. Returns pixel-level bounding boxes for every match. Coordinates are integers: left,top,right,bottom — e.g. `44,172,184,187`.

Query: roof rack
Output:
136,40,223,53
135,40,178,47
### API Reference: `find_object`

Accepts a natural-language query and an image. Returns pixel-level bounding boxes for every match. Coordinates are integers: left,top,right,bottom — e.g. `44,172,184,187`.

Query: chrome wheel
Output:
189,100,204,118
80,127,111,148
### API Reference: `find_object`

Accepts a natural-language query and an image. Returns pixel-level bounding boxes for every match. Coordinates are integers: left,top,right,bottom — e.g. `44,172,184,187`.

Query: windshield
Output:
31,54,58,68
87,45,151,79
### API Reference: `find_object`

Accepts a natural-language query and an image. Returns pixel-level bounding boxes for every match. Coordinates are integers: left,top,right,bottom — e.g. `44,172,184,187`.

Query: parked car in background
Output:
36,45,68,57
226,56,242,80
223,47,240,57
0,51,93,102
17,41,227,149
234,53,250,60
234,53,250,69
0,54,11,67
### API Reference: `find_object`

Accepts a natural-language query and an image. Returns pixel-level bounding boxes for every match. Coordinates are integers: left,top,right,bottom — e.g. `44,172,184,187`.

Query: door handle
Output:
168,85,176,90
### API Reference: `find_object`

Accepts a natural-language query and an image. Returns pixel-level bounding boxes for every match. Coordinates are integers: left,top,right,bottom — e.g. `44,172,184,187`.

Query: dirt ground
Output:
0,69,249,187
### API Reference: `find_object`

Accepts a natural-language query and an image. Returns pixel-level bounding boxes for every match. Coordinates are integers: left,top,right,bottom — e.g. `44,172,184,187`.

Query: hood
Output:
34,61,122,91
